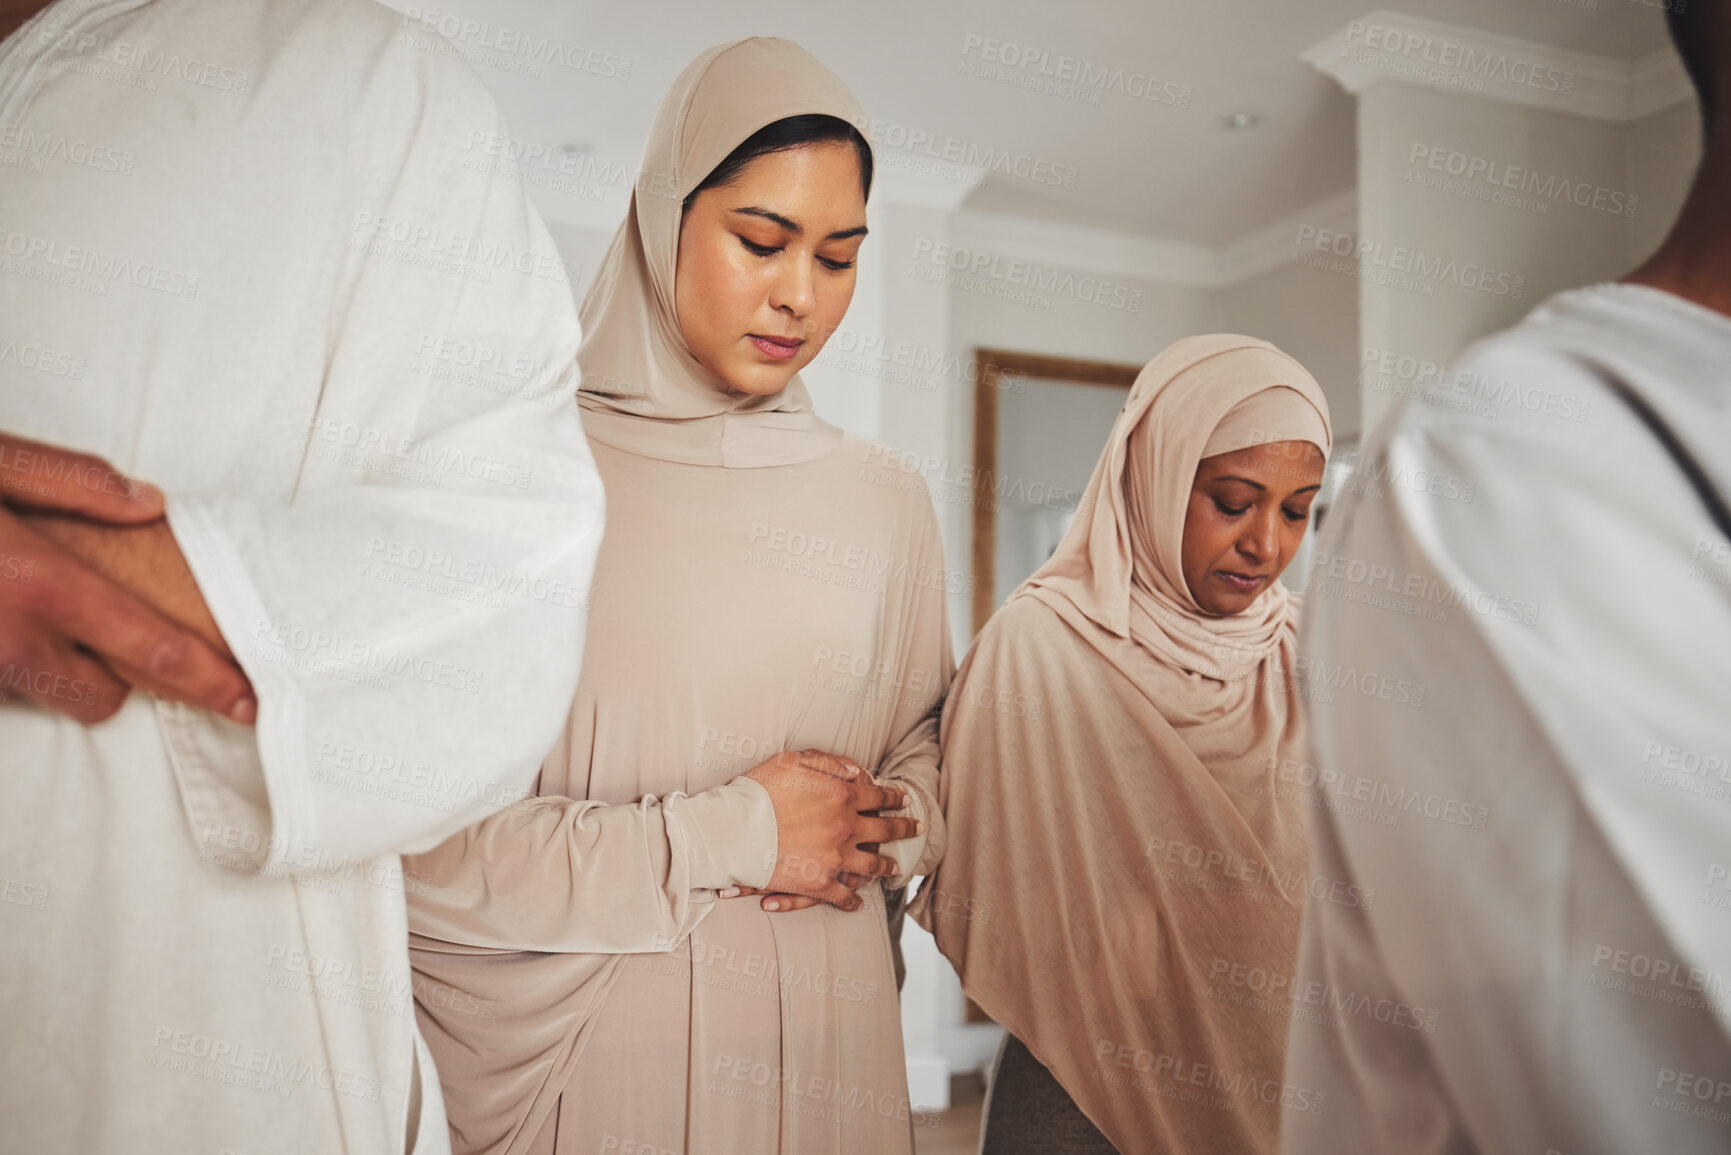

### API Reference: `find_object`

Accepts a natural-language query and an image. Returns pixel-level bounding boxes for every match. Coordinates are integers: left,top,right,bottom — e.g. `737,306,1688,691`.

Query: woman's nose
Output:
767,255,815,317
1238,509,1278,563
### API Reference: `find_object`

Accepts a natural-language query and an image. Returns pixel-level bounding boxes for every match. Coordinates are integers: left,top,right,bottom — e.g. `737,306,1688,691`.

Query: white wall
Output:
1625,99,1701,267
1224,256,1362,441
1356,82,1634,434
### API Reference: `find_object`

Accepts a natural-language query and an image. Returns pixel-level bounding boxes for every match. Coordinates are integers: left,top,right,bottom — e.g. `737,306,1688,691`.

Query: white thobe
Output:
1284,283,1731,1155
0,1,603,1153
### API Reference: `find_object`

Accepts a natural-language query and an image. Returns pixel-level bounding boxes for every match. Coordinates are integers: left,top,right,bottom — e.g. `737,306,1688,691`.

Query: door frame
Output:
970,348,1142,637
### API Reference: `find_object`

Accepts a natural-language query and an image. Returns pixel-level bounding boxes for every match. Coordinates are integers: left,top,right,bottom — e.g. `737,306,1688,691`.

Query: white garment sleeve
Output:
1283,355,1731,1155
156,42,604,872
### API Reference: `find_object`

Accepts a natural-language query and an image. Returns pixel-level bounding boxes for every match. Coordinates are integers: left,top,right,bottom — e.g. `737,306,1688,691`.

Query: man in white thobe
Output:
0,1,606,1151
1284,7,1731,1154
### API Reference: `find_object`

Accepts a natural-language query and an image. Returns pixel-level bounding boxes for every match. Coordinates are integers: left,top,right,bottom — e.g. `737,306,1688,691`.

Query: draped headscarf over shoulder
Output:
575,37,870,468
915,334,1333,1154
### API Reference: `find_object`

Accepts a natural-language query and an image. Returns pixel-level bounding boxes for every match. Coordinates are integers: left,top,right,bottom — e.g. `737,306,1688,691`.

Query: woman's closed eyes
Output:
735,234,856,270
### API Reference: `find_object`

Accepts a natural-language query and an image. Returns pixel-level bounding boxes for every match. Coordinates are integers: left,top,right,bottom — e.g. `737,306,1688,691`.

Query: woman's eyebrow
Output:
1211,475,1267,491
730,206,868,241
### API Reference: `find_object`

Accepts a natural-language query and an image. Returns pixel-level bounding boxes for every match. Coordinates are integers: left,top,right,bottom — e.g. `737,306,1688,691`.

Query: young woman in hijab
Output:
403,38,952,1155
913,335,1332,1155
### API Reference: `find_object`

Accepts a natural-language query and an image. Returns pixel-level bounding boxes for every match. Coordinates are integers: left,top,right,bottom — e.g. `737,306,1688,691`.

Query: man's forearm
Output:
21,512,233,660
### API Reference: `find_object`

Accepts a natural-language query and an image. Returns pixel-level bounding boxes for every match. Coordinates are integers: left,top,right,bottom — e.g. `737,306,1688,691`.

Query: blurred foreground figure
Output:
0,2,604,1152
1284,6,1731,1154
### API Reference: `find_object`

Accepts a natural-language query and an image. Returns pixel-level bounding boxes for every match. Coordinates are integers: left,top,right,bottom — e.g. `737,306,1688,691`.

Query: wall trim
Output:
949,208,1221,286
1304,9,1691,123
949,188,1358,291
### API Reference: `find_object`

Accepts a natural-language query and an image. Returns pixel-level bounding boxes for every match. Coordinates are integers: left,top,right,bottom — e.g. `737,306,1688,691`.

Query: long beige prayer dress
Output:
913,336,1333,1155
405,38,951,1155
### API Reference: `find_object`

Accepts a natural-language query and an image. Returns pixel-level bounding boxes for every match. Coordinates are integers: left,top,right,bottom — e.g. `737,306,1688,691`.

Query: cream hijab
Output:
1020,333,1332,691
575,37,869,467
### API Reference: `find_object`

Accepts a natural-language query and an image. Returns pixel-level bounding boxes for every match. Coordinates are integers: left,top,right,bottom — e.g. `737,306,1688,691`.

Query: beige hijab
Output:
1025,333,1331,684
913,335,1332,1154
575,36,867,467
407,40,947,1155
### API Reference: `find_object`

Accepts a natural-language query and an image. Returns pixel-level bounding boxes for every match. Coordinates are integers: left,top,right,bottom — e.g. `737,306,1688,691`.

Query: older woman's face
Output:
1180,440,1325,616
674,142,868,396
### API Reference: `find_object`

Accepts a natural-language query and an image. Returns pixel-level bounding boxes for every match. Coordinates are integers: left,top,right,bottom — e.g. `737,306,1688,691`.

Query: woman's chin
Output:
715,361,799,397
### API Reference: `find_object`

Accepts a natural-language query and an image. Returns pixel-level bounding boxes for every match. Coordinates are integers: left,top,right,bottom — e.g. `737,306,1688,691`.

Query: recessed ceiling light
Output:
1226,112,1259,129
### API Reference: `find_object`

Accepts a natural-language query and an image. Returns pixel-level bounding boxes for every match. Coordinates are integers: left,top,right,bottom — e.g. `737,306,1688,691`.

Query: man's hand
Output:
740,750,921,913
0,433,255,724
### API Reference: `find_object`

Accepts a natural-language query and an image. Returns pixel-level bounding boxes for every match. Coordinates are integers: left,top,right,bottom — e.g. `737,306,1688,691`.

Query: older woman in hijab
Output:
913,335,1333,1155
404,38,951,1155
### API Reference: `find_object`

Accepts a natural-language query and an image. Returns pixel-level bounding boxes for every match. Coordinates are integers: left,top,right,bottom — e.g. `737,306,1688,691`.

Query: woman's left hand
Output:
720,875,871,913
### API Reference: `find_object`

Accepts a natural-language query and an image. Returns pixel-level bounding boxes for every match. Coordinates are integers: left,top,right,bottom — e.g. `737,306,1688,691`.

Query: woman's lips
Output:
1215,571,1266,594
748,334,803,360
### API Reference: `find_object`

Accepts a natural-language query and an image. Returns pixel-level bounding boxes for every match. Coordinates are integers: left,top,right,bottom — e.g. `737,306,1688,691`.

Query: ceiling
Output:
382,0,1676,247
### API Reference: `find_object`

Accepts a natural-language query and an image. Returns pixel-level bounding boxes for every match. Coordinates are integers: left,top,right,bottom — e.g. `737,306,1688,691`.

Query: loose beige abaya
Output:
913,336,1332,1155
405,38,950,1155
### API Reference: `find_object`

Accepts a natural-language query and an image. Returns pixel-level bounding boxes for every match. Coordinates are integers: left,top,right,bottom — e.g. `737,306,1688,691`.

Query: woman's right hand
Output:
741,749,921,912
